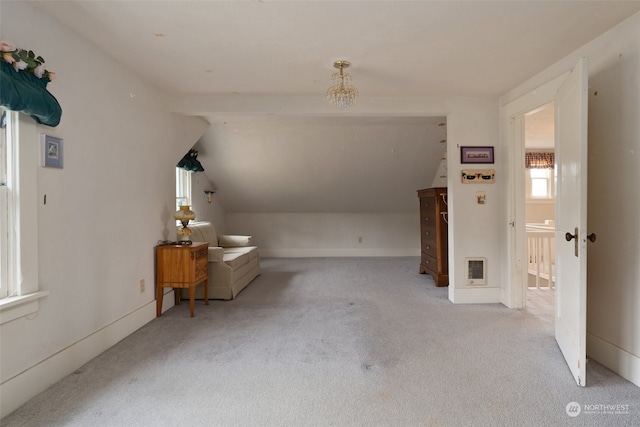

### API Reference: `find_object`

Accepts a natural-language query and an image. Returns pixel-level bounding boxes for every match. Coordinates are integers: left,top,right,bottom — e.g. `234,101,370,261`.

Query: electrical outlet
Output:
139,279,145,293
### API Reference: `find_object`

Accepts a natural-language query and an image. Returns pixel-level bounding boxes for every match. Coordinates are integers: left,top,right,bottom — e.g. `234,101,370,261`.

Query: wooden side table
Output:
156,242,209,317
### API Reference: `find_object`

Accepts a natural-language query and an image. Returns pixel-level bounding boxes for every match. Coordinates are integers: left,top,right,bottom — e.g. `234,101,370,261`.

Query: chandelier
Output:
326,60,358,110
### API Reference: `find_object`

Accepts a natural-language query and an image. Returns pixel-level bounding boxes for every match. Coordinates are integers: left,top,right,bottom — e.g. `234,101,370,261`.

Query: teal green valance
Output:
177,149,204,172
0,60,62,127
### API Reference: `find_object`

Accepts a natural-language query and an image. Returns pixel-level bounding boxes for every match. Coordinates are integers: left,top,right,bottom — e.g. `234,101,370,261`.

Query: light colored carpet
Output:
525,286,554,325
3,257,639,426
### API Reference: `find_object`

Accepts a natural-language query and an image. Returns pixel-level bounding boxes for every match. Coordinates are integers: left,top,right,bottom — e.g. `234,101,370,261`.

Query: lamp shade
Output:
174,205,196,223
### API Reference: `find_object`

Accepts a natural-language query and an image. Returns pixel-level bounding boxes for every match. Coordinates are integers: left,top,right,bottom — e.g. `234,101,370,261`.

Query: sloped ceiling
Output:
196,115,447,213
31,1,640,213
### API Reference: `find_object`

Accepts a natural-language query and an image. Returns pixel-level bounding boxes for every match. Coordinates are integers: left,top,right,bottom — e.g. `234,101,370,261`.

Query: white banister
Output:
526,224,555,289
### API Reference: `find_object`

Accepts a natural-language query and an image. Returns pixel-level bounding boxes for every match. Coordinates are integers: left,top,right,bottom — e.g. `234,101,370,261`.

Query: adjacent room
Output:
523,102,556,318
2,1,640,425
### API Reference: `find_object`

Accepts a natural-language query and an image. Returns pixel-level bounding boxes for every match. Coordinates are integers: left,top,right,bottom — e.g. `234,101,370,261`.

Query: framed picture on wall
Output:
460,146,494,164
41,134,63,168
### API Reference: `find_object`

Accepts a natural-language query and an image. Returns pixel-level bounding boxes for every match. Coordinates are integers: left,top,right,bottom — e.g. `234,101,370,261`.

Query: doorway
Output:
505,60,589,386
523,102,556,322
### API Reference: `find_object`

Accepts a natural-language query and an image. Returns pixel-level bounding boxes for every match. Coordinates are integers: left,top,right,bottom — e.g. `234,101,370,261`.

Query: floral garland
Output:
0,41,56,81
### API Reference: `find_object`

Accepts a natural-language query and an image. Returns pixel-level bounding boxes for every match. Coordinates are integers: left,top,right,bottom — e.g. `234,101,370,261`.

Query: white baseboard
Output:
450,286,503,304
587,332,640,387
260,248,420,257
0,295,173,419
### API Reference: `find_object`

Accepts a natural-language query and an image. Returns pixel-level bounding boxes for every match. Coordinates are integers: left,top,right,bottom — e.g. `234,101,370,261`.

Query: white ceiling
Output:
525,102,554,150
33,1,640,98
32,1,640,213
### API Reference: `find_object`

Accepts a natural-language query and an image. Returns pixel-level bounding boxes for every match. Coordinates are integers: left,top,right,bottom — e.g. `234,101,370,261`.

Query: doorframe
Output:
502,73,568,309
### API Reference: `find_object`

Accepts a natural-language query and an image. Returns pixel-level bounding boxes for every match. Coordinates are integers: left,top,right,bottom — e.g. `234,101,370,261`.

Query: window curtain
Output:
525,152,554,169
0,61,62,127
177,149,204,172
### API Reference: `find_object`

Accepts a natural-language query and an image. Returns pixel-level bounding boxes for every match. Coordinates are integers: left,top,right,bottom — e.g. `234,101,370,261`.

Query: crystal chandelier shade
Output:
326,60,358,110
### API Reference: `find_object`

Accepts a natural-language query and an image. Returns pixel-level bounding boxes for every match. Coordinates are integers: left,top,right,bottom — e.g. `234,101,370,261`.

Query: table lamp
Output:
174,205,196,242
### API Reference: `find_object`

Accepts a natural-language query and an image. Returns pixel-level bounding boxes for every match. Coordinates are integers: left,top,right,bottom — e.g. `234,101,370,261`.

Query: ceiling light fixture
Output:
326,60,358,110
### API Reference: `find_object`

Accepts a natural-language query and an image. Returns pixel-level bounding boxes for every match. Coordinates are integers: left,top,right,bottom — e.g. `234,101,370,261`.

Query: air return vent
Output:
465,257,487,285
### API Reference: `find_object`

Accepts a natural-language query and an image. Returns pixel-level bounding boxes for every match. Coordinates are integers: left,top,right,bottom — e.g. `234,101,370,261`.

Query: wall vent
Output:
465,257,487,285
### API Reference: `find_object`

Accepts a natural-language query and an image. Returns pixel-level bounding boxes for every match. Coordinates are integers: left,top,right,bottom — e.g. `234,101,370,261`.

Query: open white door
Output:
554,58,588,386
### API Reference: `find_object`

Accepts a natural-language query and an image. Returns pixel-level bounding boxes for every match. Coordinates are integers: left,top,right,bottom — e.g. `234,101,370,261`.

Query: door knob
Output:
565,231,577,241
587,233,596,242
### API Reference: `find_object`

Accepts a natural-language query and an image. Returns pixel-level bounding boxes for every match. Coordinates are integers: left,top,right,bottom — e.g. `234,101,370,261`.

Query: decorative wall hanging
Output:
461,169,494,184
0,41,62,127
41,134,63,168
461,146,494,164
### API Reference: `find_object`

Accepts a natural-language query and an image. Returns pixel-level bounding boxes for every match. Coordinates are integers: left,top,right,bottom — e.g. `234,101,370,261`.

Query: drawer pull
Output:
425,231,430,236
425,217,430,221
426,245,430,250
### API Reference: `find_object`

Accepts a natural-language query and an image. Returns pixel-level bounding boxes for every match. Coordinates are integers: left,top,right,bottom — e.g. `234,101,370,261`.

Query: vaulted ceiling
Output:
32,1,640,213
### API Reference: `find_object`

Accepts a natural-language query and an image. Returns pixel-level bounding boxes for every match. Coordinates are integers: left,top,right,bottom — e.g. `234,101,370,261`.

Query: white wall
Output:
0,1,209,416
190,170,227,234
202,116,444,259
446,98,503,303
227,212,419,257
525,201,554,223
502,11,640,386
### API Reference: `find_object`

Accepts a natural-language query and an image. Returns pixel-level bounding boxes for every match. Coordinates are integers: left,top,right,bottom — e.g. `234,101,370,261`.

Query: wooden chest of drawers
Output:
418,188,449,286
156,242,209,317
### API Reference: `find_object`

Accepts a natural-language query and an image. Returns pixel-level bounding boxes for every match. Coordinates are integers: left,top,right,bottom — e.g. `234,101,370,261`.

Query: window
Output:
525,151,555,200
0,111,46,322
527,168,555,199
176,167,192,209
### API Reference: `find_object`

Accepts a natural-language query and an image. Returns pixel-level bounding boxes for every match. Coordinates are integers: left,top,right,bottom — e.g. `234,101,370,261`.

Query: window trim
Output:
0,175,7,299
1,108,7,298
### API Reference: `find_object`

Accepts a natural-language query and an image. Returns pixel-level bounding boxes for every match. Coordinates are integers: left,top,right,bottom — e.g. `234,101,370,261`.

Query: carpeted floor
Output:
525,285,554,325
2,257,638,426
